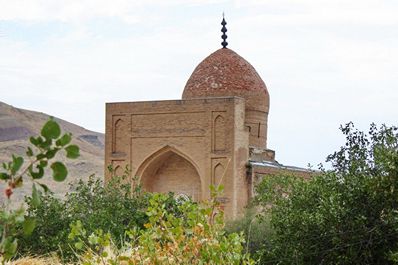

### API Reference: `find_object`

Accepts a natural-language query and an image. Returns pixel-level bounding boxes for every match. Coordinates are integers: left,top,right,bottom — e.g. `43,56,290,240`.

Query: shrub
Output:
255,123,398,265
69,189,255,264
225,206,272,258
17,175,149,261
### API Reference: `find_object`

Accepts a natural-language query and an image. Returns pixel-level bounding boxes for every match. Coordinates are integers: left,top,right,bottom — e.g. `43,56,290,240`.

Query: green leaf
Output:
14,208,25,223
0,172,10,180
26,147,34,157
65,145,80,159
51,162,68,182
45,149,58,159
38,138,51,149
11,155,24,175
32,183,41,207
88,234,99,245
38,183,49,193
23,217,36,236
41,119,61,140
39,160,48,167
3,238,18,260
74,241,84,250
56,133,72,147
29,165,44,179
30,136,39,145
36,153,46,160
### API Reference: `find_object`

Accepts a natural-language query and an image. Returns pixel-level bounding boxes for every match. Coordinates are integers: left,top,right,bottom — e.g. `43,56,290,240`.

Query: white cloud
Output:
0,0,227,23
0,0,397,167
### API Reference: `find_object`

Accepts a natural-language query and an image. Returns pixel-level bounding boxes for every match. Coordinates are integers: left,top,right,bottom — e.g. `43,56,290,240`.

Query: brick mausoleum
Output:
105,18,311,219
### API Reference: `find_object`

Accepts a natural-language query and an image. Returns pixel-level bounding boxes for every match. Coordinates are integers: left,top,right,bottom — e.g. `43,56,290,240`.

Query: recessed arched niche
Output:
213,162,225,187
213,114,226,152
113,118,127,154
137,147,202,201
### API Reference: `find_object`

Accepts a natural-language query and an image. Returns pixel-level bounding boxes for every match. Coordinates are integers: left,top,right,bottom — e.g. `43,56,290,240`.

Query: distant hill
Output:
0,101,104,205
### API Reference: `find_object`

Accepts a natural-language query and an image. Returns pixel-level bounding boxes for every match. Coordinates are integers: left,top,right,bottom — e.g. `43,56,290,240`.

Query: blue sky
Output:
0,0,397,168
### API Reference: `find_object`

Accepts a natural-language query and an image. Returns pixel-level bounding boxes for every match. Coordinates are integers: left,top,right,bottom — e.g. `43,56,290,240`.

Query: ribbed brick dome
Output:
182,48,269,113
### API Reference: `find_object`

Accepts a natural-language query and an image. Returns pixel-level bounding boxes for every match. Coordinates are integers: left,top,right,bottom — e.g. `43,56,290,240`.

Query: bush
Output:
225,206,272,258
17,175,149,261
70,190,254,264
255,123,398,265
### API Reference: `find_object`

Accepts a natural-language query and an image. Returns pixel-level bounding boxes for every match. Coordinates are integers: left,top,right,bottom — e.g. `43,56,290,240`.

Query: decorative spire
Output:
221,13,228,48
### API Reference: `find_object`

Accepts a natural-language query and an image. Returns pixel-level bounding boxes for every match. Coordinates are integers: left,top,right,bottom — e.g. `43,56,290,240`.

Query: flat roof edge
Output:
249,160,316,173
106,96,245,105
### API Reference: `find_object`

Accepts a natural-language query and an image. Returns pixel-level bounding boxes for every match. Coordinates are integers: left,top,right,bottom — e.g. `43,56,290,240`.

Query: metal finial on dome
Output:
221,13,228,48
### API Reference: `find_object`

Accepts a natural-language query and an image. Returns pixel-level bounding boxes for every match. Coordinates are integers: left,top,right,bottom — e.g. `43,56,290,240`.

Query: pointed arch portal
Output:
137,146,202,201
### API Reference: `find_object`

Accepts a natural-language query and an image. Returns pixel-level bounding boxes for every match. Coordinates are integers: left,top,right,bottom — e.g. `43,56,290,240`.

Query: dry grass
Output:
6,256,64,265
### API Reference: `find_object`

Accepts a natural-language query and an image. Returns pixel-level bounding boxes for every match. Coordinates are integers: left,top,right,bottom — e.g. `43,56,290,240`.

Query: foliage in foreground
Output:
225,206,272,258
0,118,79,262
69,188,254,265
17,176,149,261
1,118,251,264
255,123,398,265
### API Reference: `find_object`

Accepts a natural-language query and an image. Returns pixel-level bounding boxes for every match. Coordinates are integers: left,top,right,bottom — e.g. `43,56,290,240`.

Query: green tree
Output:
255,123,398,265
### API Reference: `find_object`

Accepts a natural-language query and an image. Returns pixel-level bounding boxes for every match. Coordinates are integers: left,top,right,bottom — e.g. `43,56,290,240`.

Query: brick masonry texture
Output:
182,48,270,149
105,48,312,219
182,48,269,113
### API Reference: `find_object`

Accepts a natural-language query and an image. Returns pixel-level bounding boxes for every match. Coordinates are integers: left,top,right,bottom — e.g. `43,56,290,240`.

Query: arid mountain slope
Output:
0,101,104,204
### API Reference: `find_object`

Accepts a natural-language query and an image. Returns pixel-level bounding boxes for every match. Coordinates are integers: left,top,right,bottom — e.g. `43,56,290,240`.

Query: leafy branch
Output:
0,118,80,262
